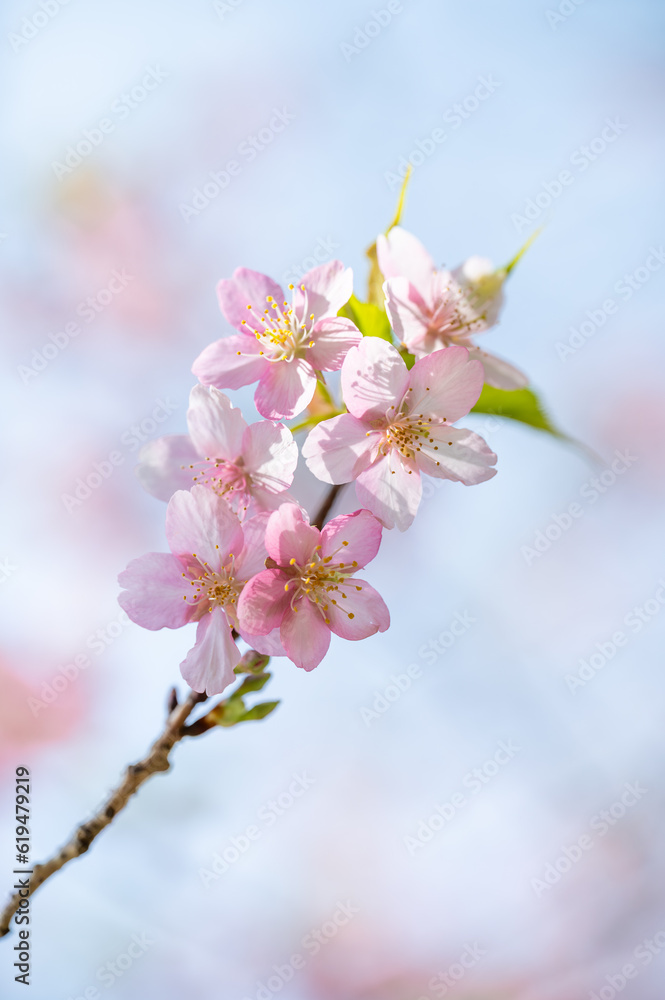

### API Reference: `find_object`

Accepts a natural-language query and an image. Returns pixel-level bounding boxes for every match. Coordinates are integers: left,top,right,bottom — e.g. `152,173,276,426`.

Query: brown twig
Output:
312,483,346,529
0,688,208,937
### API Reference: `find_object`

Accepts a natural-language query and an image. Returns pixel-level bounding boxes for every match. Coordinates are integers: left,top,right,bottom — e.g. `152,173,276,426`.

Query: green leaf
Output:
340,295,392,342
366,167,413,305
233,651,270,675
289,409,345,434
386,164,412,231
231,673,271,698
471,385,603,463
211,697,249,727
503,227,542,276
206,655,281,728
238,701,280,722
399,347,416,370
471,385,565,437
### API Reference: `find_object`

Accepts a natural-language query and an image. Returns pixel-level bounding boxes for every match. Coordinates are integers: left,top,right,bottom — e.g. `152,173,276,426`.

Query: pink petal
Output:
242,420,298,492
245,488,300,515
302,413,376,485
383,277,434,351
237,627,287,657
118,553,193,630
192,333,267,391
217,268,285,331
465,346,528,389
407,346,484,423
233,512,271,581
416,424,498,484
320,509,383,569
264,503,319,565
135,435,200,501
326,578,390,640
307,316,362,371
293,260,353,324
165,486,244,569
341,338,409,421
237,568,292,634
187,385,246,459
452,256,505,328
254,359,317,420
376,227,436,295
180,606,240,695
454,255,495,283
355,452,422,532
280,597,331,671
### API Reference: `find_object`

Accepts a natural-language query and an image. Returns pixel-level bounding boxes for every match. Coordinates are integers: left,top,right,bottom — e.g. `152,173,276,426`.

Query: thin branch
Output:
312,482,346,529
0,687,208,937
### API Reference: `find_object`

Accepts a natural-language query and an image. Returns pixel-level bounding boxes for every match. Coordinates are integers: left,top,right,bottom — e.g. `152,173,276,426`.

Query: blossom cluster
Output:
119,228,525,695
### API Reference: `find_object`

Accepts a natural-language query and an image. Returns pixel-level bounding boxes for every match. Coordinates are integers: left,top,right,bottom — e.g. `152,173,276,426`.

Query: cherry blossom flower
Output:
452,254,506,327
237,505,390,671
377,227,527,389
118,487,283,696
136,384,298,517
302,339,496,531
191,261,362,420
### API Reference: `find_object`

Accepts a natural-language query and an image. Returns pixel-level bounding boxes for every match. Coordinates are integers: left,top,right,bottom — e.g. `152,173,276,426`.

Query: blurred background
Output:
1,0,664,997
